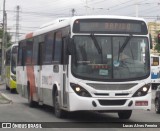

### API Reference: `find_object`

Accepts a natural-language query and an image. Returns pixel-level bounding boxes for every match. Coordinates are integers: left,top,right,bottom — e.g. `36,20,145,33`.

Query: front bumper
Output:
68,92,152,111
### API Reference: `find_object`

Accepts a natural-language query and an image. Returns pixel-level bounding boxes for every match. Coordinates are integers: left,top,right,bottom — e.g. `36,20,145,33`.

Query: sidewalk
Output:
0,83,12,104
0,93,12,104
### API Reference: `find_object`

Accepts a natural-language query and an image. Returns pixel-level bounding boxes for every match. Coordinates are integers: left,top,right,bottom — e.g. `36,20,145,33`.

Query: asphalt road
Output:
0,84,159,131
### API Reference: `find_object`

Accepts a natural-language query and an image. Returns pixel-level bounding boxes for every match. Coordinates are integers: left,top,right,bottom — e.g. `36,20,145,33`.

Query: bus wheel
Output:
27,85,37,107
6,85,10,90
118,110,132,119
155,99,160,113
54,90,66,118
10,88,17,94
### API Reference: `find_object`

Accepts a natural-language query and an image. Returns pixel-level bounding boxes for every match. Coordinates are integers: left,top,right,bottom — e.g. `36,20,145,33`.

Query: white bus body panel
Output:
16,15,151,113
67,65,151,111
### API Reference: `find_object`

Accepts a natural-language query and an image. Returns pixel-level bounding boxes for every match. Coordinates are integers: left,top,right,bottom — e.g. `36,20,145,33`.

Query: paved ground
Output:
0,84,159,131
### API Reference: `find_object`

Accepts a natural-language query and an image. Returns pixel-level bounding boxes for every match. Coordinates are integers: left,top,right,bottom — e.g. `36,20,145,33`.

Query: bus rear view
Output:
151,55,160,90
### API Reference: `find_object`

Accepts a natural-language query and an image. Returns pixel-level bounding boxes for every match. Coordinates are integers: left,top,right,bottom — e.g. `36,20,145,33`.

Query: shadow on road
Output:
24,103,134,122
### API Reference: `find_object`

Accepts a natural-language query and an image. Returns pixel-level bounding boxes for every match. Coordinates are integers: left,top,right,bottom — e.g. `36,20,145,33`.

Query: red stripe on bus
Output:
26,66,36,98
26,33,33,39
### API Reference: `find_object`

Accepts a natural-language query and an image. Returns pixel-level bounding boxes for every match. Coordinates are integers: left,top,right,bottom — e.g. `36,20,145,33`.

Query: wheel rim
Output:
28,93,31,103
155,100,159,112
55,92,60,115
28,87,32,104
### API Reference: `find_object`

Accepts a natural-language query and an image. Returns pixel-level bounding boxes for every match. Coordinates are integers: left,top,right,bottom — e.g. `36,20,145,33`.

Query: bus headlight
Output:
142,87,148,92
133,84,150,97
70,83,92,97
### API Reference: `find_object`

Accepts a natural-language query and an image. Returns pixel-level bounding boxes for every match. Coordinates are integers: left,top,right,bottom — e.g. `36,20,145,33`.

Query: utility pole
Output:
135,0,138,17
1,0,6,82
15,5,20,43
85,0,88,15
71,8,75,16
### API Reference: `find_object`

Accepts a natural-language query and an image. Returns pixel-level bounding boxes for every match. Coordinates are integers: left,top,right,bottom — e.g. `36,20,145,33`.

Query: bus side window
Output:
38,42,44,66
53,31,62,64
18,41,26,66
22,47,26,66
6,49,11,66
32,37,39,65
25,39,33,65
43,32,54,64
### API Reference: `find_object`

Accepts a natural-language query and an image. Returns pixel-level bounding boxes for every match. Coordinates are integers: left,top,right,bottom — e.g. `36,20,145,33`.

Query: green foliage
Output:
154,30,160,52
155,43,160,53
0,29,12,48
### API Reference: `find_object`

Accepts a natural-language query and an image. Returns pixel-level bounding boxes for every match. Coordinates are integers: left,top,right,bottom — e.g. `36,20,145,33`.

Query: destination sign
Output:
73,19,148,34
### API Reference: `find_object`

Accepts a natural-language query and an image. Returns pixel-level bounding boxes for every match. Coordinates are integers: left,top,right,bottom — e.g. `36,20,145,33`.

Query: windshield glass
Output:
71,36,150,81
11,46,18,74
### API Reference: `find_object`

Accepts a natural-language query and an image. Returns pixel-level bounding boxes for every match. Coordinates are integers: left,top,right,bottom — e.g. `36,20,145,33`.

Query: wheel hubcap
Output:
55,93,60,114
155,101,159,112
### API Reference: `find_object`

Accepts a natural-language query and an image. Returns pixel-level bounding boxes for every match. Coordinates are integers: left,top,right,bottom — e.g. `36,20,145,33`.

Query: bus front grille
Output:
98,99,127,106
87,83,137,90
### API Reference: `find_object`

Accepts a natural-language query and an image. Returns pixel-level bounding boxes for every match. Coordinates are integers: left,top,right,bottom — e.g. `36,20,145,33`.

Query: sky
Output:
0,0,160,41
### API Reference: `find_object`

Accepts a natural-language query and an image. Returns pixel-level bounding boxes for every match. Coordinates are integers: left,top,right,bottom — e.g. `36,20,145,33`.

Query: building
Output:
148,22,160,54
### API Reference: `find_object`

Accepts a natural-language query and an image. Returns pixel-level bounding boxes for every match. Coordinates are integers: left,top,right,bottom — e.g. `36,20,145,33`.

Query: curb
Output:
0,92,13,104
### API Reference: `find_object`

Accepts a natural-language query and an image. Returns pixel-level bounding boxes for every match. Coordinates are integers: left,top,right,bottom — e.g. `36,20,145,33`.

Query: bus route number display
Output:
80,22,140,32
73,19,148,34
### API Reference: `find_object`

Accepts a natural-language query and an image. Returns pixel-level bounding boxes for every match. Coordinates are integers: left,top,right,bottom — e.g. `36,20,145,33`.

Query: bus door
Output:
53,32,68,108
62,37,69,107
37,42,44,103
21,45,27,97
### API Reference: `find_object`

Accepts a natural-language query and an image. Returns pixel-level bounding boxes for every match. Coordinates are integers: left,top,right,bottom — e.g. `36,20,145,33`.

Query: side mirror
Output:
149,34,152,49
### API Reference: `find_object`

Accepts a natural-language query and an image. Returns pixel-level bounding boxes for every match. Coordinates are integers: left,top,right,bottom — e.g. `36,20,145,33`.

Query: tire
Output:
54,90,66,118
118,110,132,119
6,85,10,90
155,99,160,114
10,88,17,94
28,85,37,107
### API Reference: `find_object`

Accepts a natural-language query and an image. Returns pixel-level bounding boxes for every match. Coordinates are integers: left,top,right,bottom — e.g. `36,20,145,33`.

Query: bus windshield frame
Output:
71,35,150,81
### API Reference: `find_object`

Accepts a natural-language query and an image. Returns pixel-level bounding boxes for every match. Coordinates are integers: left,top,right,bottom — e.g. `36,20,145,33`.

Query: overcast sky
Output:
0,0,160,41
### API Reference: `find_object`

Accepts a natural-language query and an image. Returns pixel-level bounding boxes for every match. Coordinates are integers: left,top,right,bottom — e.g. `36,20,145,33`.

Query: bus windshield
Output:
11,46,18,74
71,35,150,81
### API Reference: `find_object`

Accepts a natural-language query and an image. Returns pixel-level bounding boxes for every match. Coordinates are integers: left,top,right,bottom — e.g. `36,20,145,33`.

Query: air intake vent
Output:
115,93,129,96
94,93,109,96
87,83,137,90
98,100,127,106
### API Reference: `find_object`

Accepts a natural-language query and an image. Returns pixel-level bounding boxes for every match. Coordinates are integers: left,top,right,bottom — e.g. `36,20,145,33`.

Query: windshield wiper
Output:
90,33,102,54
119,34,132,53
118,34,132,61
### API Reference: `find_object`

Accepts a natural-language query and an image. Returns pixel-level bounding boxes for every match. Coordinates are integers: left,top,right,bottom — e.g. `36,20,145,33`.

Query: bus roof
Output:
6,43,18,52
19,15,147,41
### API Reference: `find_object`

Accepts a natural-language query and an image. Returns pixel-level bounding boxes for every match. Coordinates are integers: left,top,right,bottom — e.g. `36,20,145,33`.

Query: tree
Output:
0,28,12,48
154,30,160,53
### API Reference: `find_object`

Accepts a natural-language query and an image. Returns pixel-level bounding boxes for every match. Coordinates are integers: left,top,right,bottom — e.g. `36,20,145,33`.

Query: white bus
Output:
17,15,151,119
151,54,160,89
